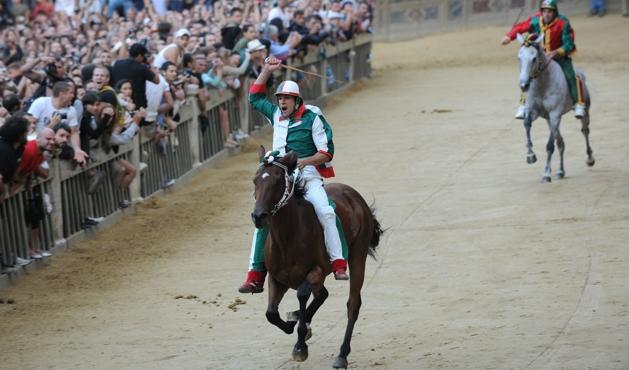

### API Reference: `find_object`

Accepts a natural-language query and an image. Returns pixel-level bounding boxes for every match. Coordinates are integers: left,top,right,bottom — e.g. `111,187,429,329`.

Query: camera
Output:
57,112,68,120
183,68,193,78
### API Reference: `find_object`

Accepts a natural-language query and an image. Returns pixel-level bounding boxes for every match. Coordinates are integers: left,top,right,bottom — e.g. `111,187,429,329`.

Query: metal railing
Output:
0,34,373,277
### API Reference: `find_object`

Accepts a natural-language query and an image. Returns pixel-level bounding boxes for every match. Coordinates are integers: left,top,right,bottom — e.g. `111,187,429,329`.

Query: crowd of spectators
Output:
0,0,373,270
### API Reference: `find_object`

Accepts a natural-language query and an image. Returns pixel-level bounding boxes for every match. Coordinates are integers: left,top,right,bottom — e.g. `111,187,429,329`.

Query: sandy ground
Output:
2,15,629,370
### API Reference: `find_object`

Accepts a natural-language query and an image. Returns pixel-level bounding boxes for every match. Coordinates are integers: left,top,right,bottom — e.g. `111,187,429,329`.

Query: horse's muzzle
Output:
251,211,269,228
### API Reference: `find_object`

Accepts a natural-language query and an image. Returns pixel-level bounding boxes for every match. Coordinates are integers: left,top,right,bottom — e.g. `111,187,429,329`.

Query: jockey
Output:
238,56,349,294
501,0,586,119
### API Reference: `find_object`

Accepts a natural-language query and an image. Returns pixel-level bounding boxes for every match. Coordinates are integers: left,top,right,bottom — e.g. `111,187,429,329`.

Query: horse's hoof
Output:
556,171,565,179
332,356,348,369
292,344,308,362
541,176,552,183
527,154,537,164
284,321,297,335
586,157,595,167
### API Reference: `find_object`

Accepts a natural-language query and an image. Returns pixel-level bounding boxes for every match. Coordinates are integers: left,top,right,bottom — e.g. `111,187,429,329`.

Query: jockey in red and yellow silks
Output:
502,0,586,119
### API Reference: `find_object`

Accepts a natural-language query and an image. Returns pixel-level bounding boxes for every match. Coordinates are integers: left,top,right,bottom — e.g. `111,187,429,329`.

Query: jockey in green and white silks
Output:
238,57,348,294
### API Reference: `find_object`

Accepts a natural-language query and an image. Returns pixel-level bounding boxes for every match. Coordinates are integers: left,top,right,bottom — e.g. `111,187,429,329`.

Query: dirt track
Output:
2,15,629,370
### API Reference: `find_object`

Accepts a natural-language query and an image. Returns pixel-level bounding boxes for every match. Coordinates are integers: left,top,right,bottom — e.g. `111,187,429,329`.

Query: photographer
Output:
27,81,88,166
16,56,66,108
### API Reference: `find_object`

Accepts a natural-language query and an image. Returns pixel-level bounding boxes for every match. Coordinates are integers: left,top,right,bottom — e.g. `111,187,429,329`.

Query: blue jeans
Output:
590,0,605,13
108,0,132,17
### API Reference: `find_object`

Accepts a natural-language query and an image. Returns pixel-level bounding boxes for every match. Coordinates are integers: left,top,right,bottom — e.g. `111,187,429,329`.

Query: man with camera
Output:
27,81,88,166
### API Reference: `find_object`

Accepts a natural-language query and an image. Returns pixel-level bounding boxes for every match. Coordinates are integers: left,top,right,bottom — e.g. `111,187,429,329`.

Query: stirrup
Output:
574,104,586,119
515,105,526,120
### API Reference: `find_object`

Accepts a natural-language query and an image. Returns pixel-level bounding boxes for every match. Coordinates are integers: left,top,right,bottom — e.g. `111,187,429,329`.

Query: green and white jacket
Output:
249,83,335,178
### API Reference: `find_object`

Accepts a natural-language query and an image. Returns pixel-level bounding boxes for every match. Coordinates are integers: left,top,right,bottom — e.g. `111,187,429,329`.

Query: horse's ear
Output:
258,146,266,162
535,33,544,45
282,151,298,172
516,33,525,45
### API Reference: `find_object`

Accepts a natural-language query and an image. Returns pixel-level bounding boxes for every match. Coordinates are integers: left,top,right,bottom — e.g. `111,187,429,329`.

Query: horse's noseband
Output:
254,161,297,216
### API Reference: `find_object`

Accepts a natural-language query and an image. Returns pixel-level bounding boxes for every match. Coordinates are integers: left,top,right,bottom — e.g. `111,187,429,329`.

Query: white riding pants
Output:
300,165,344,262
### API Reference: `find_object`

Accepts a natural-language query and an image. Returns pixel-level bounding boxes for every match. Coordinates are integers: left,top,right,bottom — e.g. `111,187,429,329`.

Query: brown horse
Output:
251,146,383,369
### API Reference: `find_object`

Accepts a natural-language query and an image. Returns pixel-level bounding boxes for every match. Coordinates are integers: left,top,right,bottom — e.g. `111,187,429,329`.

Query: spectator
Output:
52,122,74,161
115,79,136,113
12,128,55,260
247,39,273,88
0,115,28,204
221,7,244,50
354,1,372,33
301,15,329,50
112,43,160,110
590,0,605,16
27,81,88,166
268,0,292,29
153,28,191,69
267,25,302,61
234,24,261,54
289,10,309,36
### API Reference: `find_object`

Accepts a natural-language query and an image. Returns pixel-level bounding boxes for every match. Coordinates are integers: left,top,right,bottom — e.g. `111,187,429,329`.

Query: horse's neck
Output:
269,198,303,245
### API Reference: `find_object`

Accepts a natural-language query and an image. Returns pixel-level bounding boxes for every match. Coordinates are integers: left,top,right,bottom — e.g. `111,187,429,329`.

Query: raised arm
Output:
248,57,282,121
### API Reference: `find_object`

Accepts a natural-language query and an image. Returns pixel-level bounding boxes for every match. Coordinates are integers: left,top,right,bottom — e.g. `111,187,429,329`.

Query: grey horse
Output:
516,33,595,182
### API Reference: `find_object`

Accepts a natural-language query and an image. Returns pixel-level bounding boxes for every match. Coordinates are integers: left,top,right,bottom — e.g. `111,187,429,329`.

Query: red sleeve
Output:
249,83,267,94
507,15,535,40
318,150,333,160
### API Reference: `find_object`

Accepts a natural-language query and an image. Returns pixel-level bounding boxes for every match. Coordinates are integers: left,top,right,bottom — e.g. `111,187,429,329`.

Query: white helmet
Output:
275,80,301,99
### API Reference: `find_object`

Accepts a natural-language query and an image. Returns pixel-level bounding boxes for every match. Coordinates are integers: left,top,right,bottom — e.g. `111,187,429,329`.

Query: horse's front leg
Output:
292,281,312,362
265,277,296,334
542,117,559,183
287,267,328,341
556,128,565,179
523,113,537,164
580,112,596,166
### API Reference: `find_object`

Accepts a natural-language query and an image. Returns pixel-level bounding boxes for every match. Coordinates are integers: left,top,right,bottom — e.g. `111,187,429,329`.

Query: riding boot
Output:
320,212,349,280
238,227,269,294
515,93,526,119
238,270,266,294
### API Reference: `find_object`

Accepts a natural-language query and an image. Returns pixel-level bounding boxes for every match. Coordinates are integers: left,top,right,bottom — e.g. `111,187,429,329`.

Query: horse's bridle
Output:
529,45,552,80
255,161,296,216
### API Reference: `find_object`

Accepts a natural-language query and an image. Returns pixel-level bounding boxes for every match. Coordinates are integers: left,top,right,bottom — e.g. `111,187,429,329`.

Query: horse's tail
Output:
368,205,384,259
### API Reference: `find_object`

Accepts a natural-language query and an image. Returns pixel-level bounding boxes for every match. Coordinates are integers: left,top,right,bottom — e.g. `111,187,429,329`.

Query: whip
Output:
265,57,347,84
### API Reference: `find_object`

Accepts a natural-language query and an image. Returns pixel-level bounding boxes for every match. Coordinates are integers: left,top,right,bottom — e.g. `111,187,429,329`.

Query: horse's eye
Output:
532,57,537,63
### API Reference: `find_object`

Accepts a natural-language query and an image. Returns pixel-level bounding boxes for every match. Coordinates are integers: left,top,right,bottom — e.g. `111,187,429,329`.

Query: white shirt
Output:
145,75,170,122
153,44,179,69
28,97,79,132
267,7,291,28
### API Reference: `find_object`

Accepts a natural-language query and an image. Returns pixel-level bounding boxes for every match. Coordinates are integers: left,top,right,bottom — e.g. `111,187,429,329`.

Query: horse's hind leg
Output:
265,278,296,334
524,114,537,164
556,129,565,179
581,112,595,166
333,255,366,369
292,281,312,362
